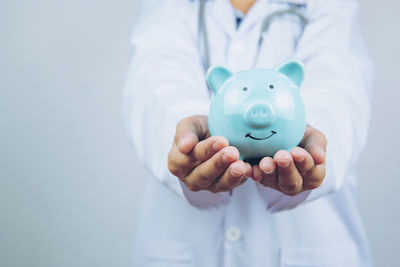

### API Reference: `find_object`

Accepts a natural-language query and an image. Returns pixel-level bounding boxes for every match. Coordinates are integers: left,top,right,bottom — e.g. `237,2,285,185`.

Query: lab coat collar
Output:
240,0,307,32
210,0,307,36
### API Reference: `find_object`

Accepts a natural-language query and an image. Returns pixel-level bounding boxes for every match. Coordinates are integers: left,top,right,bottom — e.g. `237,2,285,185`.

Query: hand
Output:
168,115,252,193
253,125,327,196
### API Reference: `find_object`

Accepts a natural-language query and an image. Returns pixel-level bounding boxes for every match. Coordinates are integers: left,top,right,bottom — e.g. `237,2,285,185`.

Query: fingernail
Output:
296,155,305,163
230,167,243,177
277,160,290,168
222,153,233,164
263,169,275,174
231,162,246,177
212,141,224,151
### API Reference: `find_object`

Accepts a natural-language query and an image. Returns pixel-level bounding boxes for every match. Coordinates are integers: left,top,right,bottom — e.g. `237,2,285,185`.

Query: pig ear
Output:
276,60,305,88
206,65,233,93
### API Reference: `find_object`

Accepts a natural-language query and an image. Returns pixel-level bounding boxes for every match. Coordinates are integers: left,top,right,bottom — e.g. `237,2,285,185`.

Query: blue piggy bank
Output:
206,60,306,160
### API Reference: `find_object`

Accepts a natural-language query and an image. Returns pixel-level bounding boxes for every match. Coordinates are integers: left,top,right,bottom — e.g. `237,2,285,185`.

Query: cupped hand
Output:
253,125,327,196
168,115,252,193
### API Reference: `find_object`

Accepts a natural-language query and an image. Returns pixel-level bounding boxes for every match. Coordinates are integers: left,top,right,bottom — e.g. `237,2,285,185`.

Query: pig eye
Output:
269,85,274,89
243,87,248,91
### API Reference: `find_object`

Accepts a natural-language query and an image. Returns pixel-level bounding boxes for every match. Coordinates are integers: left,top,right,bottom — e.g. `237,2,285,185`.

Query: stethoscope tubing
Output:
199,0,308,69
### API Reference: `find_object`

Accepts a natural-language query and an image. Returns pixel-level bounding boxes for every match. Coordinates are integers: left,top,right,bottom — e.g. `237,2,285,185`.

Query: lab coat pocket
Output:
279,242,358,267
137,241,194,267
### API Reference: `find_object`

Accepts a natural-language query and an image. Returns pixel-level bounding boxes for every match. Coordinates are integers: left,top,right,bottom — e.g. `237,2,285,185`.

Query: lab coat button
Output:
229,42,245,56
225,227,241,242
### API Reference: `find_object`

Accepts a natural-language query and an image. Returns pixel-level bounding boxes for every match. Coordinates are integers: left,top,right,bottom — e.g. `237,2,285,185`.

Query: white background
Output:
0,0,399,266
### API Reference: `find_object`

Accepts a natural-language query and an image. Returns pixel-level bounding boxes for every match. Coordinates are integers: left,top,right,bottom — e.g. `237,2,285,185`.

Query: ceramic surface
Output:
206,61,306,160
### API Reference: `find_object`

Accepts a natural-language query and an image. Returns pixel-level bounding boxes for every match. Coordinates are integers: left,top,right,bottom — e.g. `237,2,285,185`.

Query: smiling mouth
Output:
245,131,277,140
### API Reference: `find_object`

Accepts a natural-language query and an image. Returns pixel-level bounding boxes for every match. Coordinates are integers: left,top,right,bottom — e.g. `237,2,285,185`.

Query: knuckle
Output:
302,165,316,176
216,184,230,192
279,182,301,195
186,182,200,192
213,158,228,170
214,156,227,169
197,172,210,183
306,181,321,189
214,161,225,170
168,163,181,177
307,177,324,189
209,187,219,193
187,153,198,164
202,145,213,159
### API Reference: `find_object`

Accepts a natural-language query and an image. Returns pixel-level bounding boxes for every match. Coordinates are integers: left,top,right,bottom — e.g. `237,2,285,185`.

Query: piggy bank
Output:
206,60,306,160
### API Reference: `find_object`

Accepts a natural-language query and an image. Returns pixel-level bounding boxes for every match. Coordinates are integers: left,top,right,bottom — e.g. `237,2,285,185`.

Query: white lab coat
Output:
124,0,373,266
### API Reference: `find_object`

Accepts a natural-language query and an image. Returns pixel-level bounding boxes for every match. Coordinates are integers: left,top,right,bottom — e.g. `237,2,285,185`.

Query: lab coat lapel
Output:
238,0,307,33
210,0,236,36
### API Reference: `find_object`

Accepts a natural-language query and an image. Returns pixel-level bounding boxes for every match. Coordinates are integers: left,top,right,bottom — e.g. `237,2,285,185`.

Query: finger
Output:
254,166,279,191
244,162,253,178
251,164,263,182
191,135,229,162
238,162,252,186
258,157,279,189
302,164,326,190
290,147,315,175
174,116,209,154
259,156,276,175
301,126,327,165
183,146,239,191
274,150,303,196
209,160,247,192
168,144,197,178
168,135,229,178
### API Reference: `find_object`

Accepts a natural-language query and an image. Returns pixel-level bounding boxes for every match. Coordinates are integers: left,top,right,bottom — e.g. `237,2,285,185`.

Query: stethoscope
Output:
199,0,308,69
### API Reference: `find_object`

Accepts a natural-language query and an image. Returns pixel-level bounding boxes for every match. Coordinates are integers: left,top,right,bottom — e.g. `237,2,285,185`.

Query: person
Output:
124,0,373,266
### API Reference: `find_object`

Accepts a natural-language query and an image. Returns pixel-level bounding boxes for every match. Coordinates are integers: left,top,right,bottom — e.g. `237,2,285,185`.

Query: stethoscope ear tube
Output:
253,5,308,67
199,0,308,70
199,0,210,70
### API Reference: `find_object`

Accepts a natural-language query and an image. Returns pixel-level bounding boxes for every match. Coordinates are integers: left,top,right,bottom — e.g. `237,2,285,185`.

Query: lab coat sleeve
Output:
123,0,231,209
256,0,373,212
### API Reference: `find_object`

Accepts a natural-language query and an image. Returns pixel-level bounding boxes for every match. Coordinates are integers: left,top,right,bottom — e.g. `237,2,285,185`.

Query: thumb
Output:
174,115,209,154
301,125,327,165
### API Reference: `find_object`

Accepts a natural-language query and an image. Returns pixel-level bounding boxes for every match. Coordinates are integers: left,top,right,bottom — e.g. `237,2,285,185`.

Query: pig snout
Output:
243,100,276,128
